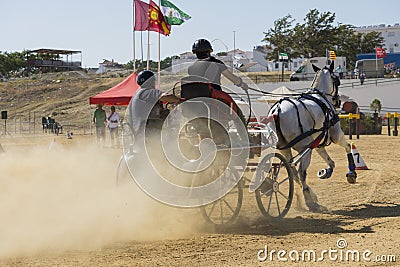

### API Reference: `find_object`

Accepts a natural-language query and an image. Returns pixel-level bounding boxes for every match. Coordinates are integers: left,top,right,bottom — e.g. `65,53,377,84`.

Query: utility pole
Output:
233,30,236,72
279,52,288,82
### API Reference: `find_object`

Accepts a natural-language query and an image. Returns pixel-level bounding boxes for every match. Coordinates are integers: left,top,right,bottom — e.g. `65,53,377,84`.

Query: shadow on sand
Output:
331,201,400,219
207,202,399,235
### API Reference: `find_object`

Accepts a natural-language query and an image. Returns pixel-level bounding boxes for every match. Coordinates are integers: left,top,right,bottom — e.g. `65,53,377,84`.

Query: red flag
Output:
134,0,171,36
376,47,386,58
148,0,171,36
134,0,150,31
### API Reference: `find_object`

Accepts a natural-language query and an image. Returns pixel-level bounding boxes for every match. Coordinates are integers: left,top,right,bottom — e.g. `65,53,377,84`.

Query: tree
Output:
292,9,338,58
337,31,384,69
262,14,295,61
124,59,156,71
370,98,382,113
125,59,143,70
0,51,27,77
125,55,179,71
0,53,7,77
160,55,179,70
359,32,384,54
262,9,385,69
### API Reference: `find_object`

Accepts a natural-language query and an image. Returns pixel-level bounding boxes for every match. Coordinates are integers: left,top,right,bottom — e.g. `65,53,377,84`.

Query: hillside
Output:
0,71,130,133
0,70,291,135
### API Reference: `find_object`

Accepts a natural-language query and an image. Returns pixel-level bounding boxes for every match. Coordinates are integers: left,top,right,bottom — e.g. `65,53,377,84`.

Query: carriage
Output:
117,62,357,227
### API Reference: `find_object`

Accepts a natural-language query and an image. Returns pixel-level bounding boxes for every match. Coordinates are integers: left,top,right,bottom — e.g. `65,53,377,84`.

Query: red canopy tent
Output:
89,72,139,106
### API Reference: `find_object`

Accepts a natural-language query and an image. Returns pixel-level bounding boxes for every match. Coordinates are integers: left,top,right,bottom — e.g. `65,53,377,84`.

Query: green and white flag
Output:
279,52,288,60
160,0,191,25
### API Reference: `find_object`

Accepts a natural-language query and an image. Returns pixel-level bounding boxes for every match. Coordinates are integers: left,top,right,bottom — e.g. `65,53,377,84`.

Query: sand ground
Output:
0,132,399,266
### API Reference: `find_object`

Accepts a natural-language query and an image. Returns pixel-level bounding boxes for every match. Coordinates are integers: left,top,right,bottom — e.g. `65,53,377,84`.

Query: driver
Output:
188,38,248,126
128,70,181,141
185,39,251,146
188,38,249,92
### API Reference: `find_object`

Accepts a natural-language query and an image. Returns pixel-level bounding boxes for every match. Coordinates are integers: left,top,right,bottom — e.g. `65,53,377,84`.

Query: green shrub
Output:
339,114,382,135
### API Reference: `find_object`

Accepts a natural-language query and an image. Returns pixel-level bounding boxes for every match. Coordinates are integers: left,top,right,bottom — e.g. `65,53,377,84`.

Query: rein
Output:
247,86,303,97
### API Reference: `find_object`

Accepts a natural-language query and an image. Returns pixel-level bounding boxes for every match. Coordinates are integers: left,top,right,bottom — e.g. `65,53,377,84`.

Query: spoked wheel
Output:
200,168,243,226
255,153,294,219
115,155,133,187
117,122,136,187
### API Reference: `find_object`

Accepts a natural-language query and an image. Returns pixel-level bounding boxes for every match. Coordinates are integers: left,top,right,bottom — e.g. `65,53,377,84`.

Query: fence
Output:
339,113,361,139
0,111,91,136
340,77,400,89
245,73,291,83
387,112,400,136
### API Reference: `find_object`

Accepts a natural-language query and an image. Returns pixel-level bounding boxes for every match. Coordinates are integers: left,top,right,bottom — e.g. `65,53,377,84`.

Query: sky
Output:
2,0,400,68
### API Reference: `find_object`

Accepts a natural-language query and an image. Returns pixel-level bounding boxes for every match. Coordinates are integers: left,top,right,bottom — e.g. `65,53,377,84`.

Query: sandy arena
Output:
0,132,399,266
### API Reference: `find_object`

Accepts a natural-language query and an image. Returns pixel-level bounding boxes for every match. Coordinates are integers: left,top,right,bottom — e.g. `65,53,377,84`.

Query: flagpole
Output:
133,0,136,73
147,31,150,70
141,31,144,67
157,0,161,89
375,47,378,78
326,48,329,65
158,32,161,89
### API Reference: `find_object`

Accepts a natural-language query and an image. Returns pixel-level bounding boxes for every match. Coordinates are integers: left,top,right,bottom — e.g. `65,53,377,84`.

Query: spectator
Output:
93,104,106,147
359,71,366,85
107,105,120,148
354,67,359,79
336,65,343,79
42,116,49,133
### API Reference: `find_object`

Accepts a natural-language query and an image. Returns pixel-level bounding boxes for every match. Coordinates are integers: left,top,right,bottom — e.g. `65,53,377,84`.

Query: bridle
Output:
311,67,341,109
330,74,341,109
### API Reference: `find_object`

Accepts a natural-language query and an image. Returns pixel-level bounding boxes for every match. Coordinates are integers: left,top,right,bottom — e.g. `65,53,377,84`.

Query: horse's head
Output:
310,61,341,108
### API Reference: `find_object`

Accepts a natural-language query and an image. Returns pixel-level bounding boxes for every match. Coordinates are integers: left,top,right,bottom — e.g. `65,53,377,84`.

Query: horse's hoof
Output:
317,169,327,179
346,172,357,184
318,168,333,179
306,202,327,213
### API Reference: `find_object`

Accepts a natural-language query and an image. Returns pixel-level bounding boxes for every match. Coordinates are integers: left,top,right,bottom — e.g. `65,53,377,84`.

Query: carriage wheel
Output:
255,153,294,219
117,122,136,187
200,168,243,226
116,155,131,187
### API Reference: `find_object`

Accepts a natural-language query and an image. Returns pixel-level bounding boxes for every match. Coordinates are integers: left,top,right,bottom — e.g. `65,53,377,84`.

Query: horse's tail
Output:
270,100,280,114
264,101,287,149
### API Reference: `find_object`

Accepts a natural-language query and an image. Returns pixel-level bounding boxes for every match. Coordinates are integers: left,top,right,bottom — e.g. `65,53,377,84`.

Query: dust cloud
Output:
0,138,201,258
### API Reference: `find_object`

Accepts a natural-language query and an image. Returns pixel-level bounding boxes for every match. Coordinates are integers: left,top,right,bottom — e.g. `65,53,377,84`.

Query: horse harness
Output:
271,89,340,150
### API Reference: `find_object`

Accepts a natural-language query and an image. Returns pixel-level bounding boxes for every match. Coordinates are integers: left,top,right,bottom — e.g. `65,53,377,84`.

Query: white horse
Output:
268,62,357,212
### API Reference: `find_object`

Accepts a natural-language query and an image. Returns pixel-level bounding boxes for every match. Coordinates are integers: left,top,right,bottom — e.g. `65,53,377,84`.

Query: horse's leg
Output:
316,147,335,179
297,150,327,212
280,148,309,210
281,147,325,212
331,125,357,184
279,148,300,185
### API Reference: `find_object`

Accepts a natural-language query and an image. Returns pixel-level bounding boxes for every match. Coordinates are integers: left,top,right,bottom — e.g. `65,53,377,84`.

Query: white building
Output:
96,59,125,74
252,46,269,69
237,62,267,72
354,23,400,53
171,51,235,73
252,45,305,72
171,52,196,73
229,49,251,68
171,47,306,73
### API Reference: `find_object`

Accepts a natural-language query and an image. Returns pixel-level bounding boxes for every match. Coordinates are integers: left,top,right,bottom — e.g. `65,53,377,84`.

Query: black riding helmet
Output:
136,70,155,86
192,39,213,53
